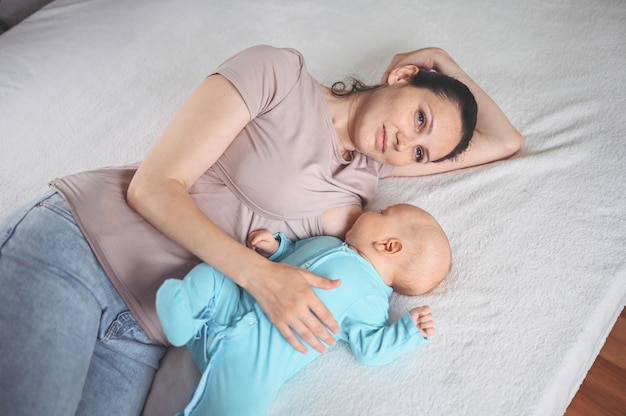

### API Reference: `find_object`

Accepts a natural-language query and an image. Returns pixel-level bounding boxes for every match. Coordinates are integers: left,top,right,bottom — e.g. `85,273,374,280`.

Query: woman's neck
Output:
322,86,367,157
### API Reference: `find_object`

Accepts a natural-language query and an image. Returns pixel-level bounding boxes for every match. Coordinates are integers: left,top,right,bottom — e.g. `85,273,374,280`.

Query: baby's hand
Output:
247,230,279,258
410,305,436,338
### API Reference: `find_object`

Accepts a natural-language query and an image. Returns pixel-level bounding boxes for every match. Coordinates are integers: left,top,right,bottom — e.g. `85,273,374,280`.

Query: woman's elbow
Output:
127,173,187,216
126,174,148,213
503,130,525,158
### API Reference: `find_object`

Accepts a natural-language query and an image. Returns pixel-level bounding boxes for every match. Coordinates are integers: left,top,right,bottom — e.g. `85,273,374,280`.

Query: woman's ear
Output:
386,65,419,85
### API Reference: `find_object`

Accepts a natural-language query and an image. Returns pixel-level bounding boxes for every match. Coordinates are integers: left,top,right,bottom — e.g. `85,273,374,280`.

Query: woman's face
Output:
350,80,463,166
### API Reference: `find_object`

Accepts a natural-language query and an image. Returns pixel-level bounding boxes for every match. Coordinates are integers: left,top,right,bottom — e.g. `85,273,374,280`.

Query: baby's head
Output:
344,203,451,295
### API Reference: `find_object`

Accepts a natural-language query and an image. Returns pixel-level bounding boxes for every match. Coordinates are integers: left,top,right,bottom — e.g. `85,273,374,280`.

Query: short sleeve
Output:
215,45,304,119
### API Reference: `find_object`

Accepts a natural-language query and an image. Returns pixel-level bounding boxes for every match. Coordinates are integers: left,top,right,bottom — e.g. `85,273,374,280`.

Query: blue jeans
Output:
0,192,167,416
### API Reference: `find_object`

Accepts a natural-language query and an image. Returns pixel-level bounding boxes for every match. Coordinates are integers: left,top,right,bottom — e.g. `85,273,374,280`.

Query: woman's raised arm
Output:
384,47,524,177
127,75,339,353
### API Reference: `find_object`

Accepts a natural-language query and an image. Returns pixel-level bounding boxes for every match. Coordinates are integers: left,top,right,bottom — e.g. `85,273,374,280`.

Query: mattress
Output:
1,1,624,415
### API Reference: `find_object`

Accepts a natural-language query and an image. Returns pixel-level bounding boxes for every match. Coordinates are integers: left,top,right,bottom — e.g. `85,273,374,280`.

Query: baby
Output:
156,203,451,416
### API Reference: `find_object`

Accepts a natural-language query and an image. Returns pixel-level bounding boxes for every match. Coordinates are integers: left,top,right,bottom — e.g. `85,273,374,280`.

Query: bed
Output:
1,0,624,415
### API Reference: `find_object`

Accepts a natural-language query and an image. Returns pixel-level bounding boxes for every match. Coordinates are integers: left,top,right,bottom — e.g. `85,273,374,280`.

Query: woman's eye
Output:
415,146,424,163
416,111,426,127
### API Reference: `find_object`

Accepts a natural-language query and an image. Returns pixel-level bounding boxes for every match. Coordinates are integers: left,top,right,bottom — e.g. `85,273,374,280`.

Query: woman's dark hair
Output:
331,70,478,161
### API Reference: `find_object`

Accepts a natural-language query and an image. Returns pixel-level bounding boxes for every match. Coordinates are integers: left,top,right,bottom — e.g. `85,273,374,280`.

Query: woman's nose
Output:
395,132,417,152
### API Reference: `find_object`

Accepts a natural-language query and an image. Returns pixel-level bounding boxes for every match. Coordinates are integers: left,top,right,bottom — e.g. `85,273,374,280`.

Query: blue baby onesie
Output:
157,235,427,416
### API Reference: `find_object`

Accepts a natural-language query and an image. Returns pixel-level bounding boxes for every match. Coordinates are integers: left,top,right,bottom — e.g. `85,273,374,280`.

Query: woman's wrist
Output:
226,248,275,295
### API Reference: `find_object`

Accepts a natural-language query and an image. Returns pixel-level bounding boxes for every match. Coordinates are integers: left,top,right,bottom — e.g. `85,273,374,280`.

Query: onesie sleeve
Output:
268,232,296,262
215,45,305,119
341,297,428,366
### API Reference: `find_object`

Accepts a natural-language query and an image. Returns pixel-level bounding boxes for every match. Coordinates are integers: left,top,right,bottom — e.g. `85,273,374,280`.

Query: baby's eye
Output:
415,146,424,163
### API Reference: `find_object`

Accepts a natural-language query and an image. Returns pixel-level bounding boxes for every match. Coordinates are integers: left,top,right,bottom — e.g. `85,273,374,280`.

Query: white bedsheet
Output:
1,1,625,415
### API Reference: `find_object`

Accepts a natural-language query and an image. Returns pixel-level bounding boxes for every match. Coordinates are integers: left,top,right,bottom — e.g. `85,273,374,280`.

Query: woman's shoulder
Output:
219,44,304,74
245,44,303,59
215,44,308,117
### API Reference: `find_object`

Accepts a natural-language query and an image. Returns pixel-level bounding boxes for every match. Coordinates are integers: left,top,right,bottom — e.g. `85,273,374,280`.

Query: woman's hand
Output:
244,260,341,354
409,305,436,337
382,47,459,82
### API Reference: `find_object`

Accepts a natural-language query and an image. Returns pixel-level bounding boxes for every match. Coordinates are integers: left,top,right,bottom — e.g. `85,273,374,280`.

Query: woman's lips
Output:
377,125,386,153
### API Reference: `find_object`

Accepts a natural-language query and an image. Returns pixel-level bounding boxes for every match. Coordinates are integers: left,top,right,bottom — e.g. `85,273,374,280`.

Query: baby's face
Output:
344,204,413,245
346,204,451,296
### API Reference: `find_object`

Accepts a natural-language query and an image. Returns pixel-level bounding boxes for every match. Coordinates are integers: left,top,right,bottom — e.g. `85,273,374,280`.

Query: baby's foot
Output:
156,279,209,346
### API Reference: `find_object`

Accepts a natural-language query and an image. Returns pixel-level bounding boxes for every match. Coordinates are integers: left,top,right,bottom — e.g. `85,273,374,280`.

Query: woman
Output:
0,45,522,416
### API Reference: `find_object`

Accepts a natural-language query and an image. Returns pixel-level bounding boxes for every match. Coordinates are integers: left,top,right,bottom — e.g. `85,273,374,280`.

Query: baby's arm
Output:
248,231,306,263
343,298,429,366
247,230,280,257
409,305,436,338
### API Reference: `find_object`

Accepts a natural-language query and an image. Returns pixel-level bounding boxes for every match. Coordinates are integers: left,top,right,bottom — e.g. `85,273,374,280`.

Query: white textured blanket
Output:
1,1,625,415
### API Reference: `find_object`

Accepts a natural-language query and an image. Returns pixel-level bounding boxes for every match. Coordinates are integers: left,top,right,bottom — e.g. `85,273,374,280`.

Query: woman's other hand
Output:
382,47,458,82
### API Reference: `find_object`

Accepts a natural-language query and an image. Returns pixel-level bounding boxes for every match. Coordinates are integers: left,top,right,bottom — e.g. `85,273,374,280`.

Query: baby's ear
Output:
378,238,404,255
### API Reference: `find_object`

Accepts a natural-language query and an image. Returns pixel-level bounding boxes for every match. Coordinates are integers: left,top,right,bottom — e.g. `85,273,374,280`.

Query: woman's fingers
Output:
382,48,453,83
270,293,337,354
289,315,331,354
303,273,341,335
251,264,340,354
274,322,308,354
281,283,339,353
307,273,342,290
305,301,338,346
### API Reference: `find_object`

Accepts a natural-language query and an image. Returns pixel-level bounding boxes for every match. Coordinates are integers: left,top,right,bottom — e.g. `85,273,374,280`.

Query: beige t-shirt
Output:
51,45,393,344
